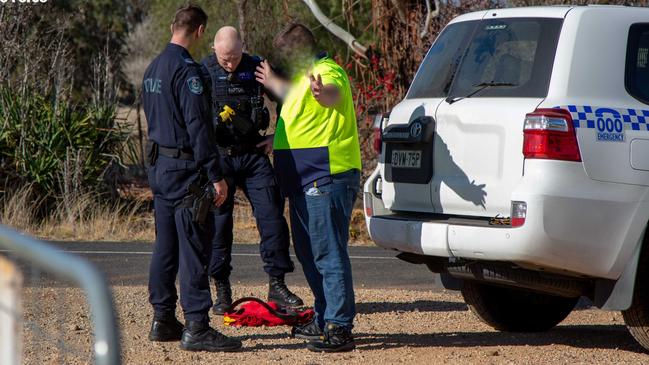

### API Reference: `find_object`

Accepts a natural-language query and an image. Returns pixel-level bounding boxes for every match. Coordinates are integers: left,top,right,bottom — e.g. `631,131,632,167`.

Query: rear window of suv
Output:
407,17,563,99
407,20,479,99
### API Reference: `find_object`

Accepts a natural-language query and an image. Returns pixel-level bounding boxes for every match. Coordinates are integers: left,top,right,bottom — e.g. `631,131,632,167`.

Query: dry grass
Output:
0,185,40,231
38,197,154,242
0,186,154,242
349,207,372,244
1,188,372,245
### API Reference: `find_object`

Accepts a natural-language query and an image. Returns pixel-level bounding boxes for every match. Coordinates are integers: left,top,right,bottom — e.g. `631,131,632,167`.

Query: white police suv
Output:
363,5,649,350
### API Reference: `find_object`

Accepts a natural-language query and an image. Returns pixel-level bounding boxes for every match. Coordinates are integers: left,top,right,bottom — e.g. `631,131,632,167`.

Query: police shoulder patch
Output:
187,76,204,95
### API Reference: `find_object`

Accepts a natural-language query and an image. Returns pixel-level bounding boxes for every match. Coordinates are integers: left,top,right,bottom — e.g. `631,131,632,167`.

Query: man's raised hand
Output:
255,60,272,87
309,73,323,99
308,73,340,107
255,60,289,100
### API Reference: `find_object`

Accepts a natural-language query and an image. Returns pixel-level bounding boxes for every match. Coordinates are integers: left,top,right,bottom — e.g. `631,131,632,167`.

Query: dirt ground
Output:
20,285,649,364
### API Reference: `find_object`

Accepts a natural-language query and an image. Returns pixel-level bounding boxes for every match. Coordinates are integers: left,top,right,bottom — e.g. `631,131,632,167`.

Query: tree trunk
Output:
236,0,248,51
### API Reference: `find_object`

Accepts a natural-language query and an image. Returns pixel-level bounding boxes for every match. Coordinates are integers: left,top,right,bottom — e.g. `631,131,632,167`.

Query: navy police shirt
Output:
142,43,222,183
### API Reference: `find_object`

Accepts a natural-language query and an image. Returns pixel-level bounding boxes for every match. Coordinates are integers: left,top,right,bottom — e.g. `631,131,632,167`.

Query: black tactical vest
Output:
202,53,268,147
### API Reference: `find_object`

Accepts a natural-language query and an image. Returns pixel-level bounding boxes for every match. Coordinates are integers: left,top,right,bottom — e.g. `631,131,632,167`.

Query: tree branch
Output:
302,0,368,59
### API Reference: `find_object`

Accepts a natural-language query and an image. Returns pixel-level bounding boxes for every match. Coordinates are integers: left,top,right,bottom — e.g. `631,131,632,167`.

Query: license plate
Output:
391,150,422,169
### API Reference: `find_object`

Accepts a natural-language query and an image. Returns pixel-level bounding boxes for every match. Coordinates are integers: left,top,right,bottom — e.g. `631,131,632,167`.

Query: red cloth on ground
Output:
223,299,314,327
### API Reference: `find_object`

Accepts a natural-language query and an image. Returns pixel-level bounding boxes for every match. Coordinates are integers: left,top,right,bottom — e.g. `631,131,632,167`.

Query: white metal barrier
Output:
0,225,121,365
0,254,22,364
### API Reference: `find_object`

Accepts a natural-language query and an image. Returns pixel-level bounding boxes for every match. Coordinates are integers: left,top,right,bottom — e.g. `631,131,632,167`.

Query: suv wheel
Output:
461,281,578,332
622,243,649,351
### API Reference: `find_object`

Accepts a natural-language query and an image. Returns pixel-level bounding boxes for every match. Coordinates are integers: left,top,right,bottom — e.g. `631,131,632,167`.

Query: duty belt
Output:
158,145,194,161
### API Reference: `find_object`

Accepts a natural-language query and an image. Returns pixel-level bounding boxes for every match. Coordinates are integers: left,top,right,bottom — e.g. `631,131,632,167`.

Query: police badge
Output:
187,76,204,95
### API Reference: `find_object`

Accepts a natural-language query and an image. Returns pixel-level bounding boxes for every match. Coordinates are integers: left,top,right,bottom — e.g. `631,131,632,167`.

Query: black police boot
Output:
268,275,304,307
212,278,233,315
148,315,184,342
307,322,355,352
291,318,324,341
179,320,242,352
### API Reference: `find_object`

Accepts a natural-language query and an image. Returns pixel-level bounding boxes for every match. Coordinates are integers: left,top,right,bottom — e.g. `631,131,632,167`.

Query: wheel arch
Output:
595,225,646,310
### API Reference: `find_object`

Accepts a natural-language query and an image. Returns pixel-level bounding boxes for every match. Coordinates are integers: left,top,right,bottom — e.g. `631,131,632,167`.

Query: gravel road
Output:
21,284,649,364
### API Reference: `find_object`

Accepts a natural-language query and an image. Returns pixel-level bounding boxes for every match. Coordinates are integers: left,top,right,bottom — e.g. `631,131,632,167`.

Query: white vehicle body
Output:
364,5,649,312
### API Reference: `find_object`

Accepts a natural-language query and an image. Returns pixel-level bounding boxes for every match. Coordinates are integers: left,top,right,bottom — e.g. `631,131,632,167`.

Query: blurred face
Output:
215,44,242,73
276,44,312,75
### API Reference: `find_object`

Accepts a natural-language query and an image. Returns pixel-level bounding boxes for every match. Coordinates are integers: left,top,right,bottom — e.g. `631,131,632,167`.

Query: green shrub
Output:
0,85,129,204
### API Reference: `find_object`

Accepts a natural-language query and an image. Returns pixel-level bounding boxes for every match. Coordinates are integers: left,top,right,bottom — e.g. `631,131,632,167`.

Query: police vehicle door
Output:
431,13,566,218
381,14,484,213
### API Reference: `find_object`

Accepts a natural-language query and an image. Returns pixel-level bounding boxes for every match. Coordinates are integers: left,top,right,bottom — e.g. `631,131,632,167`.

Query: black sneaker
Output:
148,317,184,342
307,322,355,353
291,319,324,341
179,321,242,352
212,278,233,315
268,275,304,307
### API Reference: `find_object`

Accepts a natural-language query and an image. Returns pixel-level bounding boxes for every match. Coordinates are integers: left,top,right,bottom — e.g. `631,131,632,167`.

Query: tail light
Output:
523,108,581,162
372,113,389,154
372,128,382,154
511,201,527,227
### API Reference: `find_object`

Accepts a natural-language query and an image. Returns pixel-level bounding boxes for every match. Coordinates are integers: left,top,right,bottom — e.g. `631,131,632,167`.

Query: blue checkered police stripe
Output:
556,105,649,131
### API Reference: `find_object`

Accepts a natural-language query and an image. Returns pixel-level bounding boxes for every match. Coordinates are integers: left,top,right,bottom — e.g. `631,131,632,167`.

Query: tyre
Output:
461,281,579,332
622,243,649,352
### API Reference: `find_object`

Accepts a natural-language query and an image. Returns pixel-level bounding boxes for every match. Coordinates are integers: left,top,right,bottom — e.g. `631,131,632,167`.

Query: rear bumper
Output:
364,160,648,279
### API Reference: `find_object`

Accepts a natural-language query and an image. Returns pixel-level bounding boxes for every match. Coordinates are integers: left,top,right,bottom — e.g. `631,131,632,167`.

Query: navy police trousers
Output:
210,152,294,279
147,156,214,323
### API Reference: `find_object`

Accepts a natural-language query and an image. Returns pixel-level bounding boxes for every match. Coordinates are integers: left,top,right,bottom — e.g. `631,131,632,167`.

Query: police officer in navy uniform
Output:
201,26,303,314
142,5,241,352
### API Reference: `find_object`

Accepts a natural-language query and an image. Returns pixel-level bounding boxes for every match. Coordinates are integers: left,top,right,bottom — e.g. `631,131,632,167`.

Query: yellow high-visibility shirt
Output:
273,55,361,193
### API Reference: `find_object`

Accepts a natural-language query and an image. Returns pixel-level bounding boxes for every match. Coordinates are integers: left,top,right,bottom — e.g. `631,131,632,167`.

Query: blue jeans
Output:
288,170,359,330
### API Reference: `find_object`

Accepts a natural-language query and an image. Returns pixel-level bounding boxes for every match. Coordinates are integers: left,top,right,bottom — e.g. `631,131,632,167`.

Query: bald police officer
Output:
143,5,241,352
201,27,303,314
